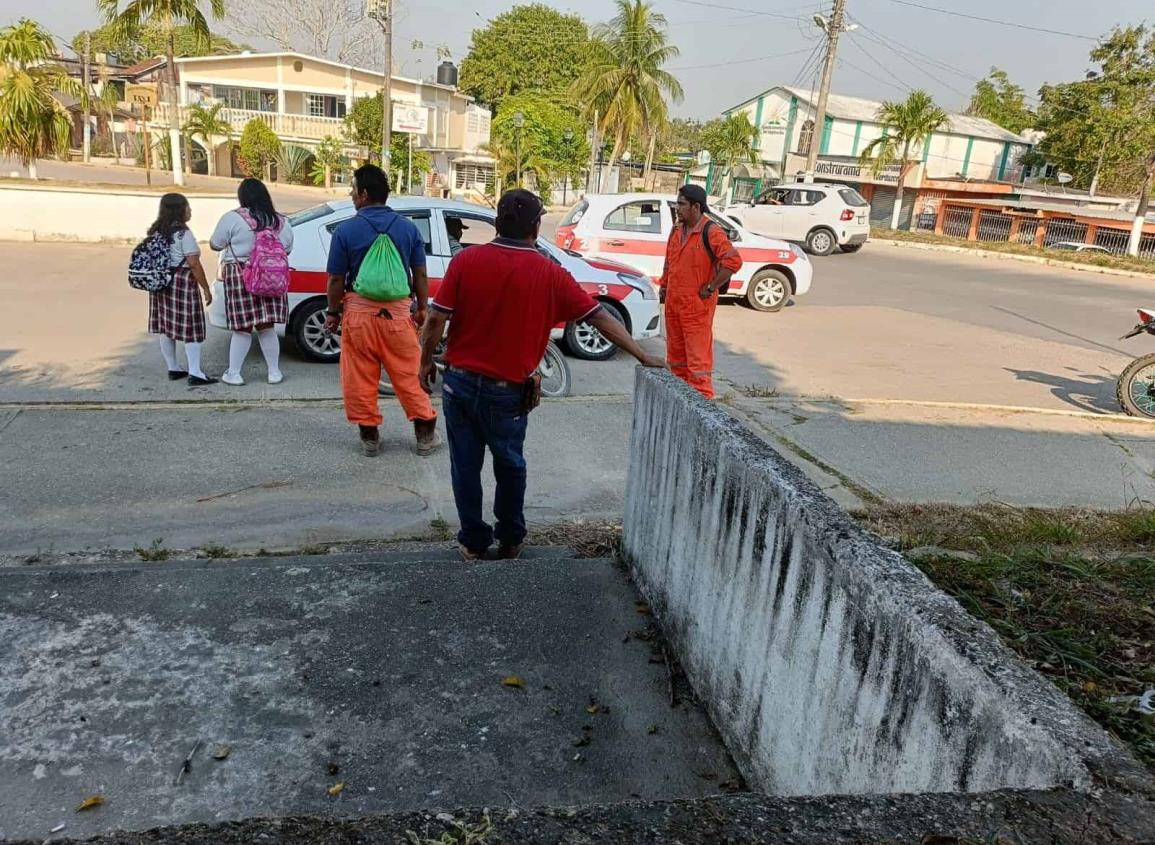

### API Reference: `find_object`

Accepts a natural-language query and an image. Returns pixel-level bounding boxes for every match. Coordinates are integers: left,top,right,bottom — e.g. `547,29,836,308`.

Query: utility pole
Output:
805,0,848,182
82,31,92,164
368,0,393,174
587,108,599,194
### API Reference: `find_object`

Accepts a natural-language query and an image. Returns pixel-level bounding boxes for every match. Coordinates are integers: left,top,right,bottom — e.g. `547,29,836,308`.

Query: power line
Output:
845,35,912,95
670,46,813,71
882,0,1097,41
852,26,972,102
667,0,814,22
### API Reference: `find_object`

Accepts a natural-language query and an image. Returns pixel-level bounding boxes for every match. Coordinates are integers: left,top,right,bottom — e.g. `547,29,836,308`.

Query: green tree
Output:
702,113,758,208
97,0,227,187
237,117,280,178
459,4,591,110
343,93,432,192
859,89,948,230
274,143,312,183
574,0,683,168
71,22,244,63
491,91,588,198
182,101,231,176
1033,24,1155,243
965,67,1035,134
0,19,84,179
310,135,346,188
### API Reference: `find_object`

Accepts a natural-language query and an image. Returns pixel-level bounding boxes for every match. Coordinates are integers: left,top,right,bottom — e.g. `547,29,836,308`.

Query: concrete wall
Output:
622,370,1145,797
0,185,237,243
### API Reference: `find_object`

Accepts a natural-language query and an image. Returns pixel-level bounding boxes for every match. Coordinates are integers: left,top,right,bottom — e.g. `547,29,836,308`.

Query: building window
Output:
455,164,495,192
797,119,815,156
212,85,277,113
306,94,326,117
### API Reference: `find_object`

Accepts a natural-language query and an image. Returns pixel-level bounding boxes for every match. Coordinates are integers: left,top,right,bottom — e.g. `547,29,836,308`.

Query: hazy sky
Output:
3,0,1151,118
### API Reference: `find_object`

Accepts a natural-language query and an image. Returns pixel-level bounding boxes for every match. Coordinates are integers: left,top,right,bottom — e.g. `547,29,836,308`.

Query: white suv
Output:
726,183,870,256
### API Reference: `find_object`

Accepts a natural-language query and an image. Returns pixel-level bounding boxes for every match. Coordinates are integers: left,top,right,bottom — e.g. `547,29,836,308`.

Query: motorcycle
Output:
378,337,572,399
1117,308,1155,417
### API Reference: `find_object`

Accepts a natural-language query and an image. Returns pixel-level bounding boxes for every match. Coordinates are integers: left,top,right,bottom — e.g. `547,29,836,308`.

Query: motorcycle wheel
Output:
1117,353,1155,417
539,341,572,398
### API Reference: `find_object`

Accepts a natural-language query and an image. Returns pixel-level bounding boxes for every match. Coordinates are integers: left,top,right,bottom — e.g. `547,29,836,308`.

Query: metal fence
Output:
1141,233,1155,260
976,210,1013,242
1016,218,1040,244
942,207,972,238
1094,227,1132,255
1043,218,1089,247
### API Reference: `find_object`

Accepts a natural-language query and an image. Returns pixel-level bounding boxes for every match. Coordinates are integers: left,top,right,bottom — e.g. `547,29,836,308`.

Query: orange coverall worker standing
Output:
658,184,742,400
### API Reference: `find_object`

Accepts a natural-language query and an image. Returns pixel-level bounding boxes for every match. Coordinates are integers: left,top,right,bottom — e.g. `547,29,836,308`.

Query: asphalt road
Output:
0,238,1146,412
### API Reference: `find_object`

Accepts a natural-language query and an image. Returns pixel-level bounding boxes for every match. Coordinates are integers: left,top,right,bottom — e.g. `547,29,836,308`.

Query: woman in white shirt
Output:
147,193,217,386
210,178,294,385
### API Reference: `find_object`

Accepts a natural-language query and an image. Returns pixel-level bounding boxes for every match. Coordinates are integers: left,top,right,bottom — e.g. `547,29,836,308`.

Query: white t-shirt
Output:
169,228,200,269
210,210,294,263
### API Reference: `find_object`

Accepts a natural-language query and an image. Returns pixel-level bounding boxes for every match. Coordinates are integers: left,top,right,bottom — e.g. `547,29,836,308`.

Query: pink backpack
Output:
237,209,290,297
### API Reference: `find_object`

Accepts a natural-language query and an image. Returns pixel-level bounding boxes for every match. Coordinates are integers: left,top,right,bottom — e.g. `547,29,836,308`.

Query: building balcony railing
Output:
154,103,346,142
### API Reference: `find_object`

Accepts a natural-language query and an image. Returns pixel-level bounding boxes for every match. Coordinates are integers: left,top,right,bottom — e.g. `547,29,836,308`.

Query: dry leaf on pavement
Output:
501,675,525,688
76,795,104,812
327,782,345,796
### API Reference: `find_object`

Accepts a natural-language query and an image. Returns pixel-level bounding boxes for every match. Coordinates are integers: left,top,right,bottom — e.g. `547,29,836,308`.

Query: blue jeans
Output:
442,368,529,553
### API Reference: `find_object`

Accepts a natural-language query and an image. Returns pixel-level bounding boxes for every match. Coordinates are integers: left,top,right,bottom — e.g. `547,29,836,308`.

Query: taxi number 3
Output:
597,284,609,295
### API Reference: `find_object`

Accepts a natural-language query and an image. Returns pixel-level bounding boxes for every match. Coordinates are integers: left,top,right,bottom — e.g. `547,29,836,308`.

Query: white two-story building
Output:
720,85,1033,228
151,51,492,193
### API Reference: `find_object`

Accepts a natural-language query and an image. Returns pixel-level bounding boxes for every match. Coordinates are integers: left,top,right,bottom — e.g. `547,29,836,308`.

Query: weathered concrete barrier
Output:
0,184,236,243
623,370,1147,796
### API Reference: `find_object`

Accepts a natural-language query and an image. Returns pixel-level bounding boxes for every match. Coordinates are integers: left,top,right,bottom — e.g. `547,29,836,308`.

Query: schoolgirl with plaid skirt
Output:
146,193,217,387
210,178,294,386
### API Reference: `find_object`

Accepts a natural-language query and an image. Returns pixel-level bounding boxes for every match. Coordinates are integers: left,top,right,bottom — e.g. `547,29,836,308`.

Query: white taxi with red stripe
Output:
208,197,661,363
556,193,812,312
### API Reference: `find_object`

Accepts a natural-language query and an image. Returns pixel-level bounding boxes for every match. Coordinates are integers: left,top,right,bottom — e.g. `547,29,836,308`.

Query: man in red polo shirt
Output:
419,189,664,561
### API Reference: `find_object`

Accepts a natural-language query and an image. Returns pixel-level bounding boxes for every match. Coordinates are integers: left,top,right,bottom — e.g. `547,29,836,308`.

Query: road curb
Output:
870,237,1155,281
779,395,1155,425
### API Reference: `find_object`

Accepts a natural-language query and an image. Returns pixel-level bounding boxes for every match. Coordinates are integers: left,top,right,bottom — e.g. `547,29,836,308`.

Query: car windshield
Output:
838,188,869,207
287,203,336,227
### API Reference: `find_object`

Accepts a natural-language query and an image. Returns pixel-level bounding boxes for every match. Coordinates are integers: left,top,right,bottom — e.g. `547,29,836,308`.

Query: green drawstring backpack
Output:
353,215,411,301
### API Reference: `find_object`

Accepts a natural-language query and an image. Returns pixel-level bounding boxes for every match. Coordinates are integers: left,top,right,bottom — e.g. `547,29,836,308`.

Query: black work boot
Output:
359,425,380,457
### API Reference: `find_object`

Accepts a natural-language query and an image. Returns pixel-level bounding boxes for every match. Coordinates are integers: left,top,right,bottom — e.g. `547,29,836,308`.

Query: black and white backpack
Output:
128,232,176,292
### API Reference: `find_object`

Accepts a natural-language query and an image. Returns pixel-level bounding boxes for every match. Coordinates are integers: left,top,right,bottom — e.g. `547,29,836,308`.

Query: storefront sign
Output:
392,105,429,134
814,157,903,184
125,83,157,109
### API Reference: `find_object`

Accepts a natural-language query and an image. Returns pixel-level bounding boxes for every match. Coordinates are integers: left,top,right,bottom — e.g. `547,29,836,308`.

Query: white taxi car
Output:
208,197,661,362
556,193,812,312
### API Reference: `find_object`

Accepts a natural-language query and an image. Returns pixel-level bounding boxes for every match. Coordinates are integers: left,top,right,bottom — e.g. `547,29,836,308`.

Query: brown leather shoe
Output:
414,418,441,456
497,543,525,560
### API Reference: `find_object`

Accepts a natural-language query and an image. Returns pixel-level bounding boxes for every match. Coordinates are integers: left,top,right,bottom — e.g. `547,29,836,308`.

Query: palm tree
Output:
703,113,759,209
0,19,84,179
859,89,948,230
182,101,230,176
98,0,226,187
481,136,553,202
574,0,683,170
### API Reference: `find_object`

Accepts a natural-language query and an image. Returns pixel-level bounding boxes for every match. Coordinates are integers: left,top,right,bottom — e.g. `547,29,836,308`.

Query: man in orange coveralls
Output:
658,184,742,400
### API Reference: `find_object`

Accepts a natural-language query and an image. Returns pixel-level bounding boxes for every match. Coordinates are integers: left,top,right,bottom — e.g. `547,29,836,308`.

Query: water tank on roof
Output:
436,61,458,88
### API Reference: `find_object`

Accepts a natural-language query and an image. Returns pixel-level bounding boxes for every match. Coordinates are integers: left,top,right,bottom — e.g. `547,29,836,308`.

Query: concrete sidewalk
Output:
726,394,1155,509
0,550,737,841
0,398,631,556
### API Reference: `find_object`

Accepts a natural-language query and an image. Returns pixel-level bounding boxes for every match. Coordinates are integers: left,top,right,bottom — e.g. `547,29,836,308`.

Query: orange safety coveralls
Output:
339,293,437,427
658,217,743,399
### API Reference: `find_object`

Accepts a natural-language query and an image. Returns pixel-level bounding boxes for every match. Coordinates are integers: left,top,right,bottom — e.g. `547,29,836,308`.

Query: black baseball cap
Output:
496,189,545,235
678,184,709,212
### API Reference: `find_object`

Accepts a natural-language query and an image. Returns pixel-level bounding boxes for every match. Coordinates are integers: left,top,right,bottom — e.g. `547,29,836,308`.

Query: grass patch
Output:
200,543,234,559
134,538,169,562
856,503,1155,770
873,226,1155,275
406,812,494,845
529,521,623,559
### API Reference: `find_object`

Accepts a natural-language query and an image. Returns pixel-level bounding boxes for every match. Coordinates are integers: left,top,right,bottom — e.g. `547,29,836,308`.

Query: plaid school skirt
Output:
148,267,205,343
222,262,288,332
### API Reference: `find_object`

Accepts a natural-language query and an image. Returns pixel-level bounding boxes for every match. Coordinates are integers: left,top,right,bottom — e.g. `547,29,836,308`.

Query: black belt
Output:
447,365,514,388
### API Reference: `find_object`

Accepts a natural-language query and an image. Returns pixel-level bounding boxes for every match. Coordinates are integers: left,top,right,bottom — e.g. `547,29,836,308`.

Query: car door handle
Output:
607,239,626,246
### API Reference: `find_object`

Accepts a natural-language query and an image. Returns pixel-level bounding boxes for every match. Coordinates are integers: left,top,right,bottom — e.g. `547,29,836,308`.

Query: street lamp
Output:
563,129,574,205
512,111,525,188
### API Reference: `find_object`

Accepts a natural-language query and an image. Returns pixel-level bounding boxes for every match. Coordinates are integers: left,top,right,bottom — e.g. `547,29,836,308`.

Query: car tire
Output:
291,299,341,363
805,227,836,256
744,269,790,313
563,303,626,361
841,243,864,253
